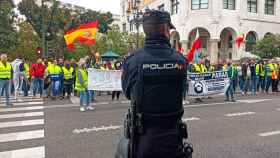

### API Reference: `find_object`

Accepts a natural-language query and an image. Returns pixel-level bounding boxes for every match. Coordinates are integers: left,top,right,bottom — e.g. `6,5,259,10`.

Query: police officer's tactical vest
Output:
133,49,186,128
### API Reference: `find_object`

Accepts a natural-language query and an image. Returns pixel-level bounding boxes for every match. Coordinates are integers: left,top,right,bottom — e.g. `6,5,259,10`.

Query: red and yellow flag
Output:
64,22,98,50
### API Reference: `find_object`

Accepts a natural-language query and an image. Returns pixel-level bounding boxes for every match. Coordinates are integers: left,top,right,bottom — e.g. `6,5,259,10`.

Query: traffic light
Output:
36,47,42,55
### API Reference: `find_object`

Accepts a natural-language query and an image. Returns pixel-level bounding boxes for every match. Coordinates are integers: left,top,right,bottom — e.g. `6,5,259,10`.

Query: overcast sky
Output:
13,0,121,14
60,0,121,14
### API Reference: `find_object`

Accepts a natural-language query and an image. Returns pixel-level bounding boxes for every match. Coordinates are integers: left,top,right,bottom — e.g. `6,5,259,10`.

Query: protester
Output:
271,60,278,94
62,60,74,99
30,58,46,98
48,59,62,100
256,60,265,93
265,60,273,94
75,58,94,112
111,60,122,101
11,55,23,99
225,60,236,102
21,58,30,97
249,59,257,95
0,53,13,106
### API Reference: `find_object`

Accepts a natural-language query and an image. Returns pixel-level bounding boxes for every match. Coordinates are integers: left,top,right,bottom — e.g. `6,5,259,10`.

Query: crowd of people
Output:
0,52,123,112
1,50,279,111
186,58,280,102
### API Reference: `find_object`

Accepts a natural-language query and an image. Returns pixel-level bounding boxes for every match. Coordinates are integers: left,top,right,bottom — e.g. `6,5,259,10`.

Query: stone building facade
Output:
121,0,280,62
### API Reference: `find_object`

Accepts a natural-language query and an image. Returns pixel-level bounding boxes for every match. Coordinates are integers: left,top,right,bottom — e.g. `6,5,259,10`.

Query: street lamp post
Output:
41,0,46,58
126,0,143,49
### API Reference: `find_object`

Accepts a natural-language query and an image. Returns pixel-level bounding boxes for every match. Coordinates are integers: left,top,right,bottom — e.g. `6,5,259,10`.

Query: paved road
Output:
0,94,280,158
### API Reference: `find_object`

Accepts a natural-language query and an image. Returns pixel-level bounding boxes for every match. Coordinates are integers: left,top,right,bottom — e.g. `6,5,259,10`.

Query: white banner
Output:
88,69,122,91
87,69,230,96
188,71,230,97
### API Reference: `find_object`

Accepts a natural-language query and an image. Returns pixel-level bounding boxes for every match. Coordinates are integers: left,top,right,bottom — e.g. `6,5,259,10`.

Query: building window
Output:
171,0,179,15
192,0,209,10
158,4,165,11
223,0,235,10
265,0,275,15
247,0,257,13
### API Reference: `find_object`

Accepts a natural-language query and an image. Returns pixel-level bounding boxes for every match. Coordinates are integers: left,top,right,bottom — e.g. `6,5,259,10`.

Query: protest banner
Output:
188,71,230,96
88,68,122,91
88,69,230,96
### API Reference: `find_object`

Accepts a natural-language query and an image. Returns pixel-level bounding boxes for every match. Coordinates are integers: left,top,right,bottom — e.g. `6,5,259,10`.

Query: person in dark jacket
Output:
249,59,257,95
116,10,190,158
112,60,122,101
241,60,248,95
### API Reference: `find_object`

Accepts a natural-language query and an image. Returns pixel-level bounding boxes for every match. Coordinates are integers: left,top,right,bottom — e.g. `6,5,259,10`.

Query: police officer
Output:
117,10,191,158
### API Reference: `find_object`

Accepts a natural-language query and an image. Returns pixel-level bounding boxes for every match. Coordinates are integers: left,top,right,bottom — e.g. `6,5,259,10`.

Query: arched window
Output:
246,32,257,52
223,0,235,10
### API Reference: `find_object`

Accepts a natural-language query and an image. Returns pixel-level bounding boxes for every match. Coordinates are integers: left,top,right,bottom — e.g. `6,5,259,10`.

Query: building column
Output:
209,39,220,64
180,40,188,56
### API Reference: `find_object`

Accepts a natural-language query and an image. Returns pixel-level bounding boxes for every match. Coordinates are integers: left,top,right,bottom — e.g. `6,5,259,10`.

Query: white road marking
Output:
182,117,200,122
0,119,44,128
238,99,271,104
73,125,121,134
0,146,45,158
276,108,280,111
0,112,44,119
0,130,44,143
225,111,256,117
0,106,43,112
72,117,200,134
259,131,280,137
13,102,44,106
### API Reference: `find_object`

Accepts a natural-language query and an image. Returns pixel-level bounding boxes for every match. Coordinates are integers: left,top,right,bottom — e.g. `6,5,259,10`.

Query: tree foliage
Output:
10,21,41,61
0,0,18,53
253,34,280,58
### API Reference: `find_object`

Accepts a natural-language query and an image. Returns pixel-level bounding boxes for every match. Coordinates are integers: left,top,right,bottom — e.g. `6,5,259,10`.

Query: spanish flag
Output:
64,22,98,50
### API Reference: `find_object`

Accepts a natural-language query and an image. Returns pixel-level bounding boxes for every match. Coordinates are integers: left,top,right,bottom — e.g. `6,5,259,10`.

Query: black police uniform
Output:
121,10,188,158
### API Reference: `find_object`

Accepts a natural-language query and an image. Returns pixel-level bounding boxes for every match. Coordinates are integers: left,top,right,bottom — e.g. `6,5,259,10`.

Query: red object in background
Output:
36,47,42,55
187,29,202,61
236,34,245,48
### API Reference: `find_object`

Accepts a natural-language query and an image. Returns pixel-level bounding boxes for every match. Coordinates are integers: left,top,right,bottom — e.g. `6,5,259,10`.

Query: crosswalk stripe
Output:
0,146,45,158
0,98,43,103
0,130,44,143
0,112,44,119
13,102,44,106
0,119,44,128
0,106,44,112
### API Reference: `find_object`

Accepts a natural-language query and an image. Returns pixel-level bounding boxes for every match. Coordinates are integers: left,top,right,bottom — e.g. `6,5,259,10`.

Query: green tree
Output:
0,0,18,53
18,0,114,56
10,21,41,61
253,34,280,58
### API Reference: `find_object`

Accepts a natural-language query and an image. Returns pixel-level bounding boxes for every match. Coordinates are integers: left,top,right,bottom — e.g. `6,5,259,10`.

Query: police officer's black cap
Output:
143,10,175,29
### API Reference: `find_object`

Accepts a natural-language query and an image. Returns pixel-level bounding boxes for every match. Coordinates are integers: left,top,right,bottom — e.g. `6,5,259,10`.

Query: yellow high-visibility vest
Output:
75,68,88,91
0,62,12,79
62,67,74,80
24,63,30,78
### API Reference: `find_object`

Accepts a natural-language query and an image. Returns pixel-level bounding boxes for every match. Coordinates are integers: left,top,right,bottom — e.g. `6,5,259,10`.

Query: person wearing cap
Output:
117,10,191,158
